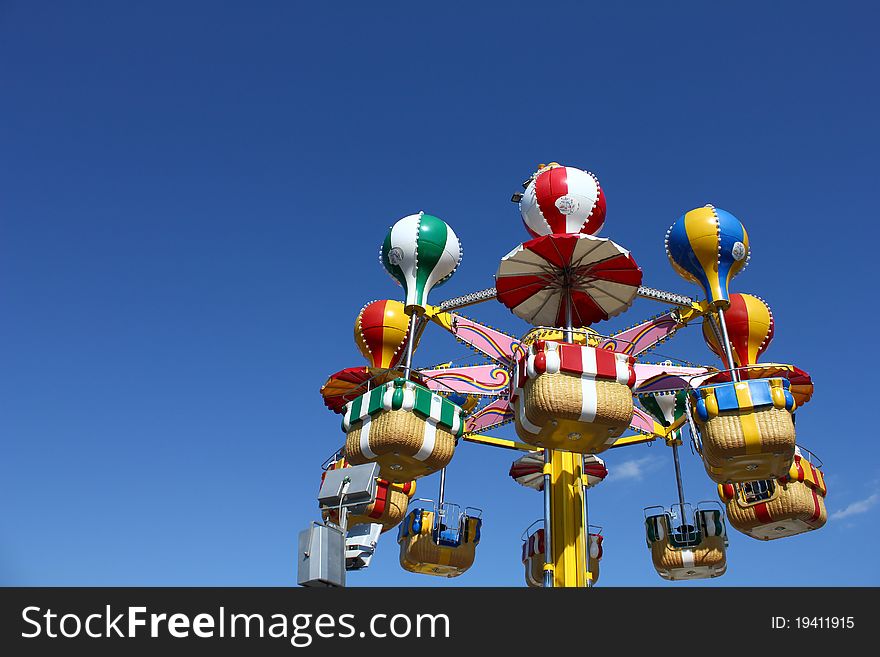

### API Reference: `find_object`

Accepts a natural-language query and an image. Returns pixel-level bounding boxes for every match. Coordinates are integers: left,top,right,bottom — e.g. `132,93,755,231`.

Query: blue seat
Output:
436,524,462,547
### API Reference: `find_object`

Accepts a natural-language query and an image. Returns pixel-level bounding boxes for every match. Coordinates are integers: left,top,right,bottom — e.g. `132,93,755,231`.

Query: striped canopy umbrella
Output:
320,367,426,414
495,233,642,328
510,452,607,491
319,367,402,414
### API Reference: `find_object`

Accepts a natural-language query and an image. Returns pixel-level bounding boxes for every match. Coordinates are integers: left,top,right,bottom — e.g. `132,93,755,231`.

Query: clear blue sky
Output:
2,1,877,586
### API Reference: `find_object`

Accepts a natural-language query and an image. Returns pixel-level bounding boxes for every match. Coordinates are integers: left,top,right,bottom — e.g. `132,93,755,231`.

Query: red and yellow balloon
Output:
702,293,774,367
354,299,419,369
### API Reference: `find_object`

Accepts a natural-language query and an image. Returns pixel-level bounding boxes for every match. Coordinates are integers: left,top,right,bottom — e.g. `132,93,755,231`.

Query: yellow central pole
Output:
547,286,589,588
549,450,588,587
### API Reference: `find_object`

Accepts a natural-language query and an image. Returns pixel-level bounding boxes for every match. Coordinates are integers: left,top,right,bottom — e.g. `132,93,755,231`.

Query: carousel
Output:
301,162,822,587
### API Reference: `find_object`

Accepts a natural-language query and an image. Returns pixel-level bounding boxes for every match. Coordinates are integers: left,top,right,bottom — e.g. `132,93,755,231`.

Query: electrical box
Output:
345,523,383,570
317,462,379,509
297,523,345,587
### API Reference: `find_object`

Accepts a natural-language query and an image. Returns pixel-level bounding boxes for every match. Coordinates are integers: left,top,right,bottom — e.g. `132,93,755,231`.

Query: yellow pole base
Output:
549,450,588,588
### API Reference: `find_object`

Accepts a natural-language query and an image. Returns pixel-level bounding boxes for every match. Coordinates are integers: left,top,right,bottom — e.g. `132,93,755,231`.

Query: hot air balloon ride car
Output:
644,503,728,581
718,446,827,540
641,387,729,582
397,501,482,578
342,214,466,482
509,339,636,453
497,181,642,453
521,522,545,588
667,209,797,483
587,528,603,585
690,377,797,483
342,377,464,482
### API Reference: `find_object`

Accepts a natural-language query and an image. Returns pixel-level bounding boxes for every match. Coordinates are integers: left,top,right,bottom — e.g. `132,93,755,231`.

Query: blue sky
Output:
1,1,877,586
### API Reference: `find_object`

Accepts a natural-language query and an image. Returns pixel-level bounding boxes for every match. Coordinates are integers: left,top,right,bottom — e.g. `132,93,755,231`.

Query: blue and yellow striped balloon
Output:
665,205,749,308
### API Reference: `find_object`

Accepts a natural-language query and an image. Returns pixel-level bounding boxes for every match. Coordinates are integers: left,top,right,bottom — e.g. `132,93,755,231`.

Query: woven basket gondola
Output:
645,511,727,581
512,341,635,454
398,510,481,578
691,378,796,483
342,378,463,482
650,538,727,580
719,453,827,540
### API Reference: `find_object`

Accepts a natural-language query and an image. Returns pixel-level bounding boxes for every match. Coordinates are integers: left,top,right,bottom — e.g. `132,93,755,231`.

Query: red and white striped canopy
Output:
510,452,608,491
495,233,642,328
509,452,545,490
520,165,606,237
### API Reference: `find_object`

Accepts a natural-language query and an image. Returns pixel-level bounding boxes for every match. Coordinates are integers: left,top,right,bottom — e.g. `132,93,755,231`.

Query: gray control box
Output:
297,523,345,587
317,462,379,509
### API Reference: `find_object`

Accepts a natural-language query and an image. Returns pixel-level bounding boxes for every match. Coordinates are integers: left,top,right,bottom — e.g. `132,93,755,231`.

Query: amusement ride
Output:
303,162,825,588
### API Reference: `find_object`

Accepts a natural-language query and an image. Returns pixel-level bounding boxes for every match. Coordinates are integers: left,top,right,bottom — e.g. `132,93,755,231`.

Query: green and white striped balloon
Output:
380,212,462,313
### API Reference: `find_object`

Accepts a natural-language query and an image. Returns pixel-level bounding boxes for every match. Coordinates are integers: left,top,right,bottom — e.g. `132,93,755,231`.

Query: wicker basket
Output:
692,378,797,483
398,510,480,578
342,378,463,483
516,373,633,452
345,409,456,482
650,537,727,581
720,458,827,540
645,511,727,581
512,342,635,454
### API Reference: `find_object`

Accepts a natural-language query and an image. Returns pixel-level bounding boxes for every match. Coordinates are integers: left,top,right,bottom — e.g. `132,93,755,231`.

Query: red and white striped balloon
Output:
519,164,606,237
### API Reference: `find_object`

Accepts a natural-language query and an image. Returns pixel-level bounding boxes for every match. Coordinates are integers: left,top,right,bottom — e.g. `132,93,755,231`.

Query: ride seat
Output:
669,523,701,548
696,509,726,538
436,523,461,547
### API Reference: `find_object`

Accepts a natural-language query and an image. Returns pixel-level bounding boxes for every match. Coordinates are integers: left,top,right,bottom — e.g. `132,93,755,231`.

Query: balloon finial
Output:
665,205,749,308
380,213,462,314
519,163,606,237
